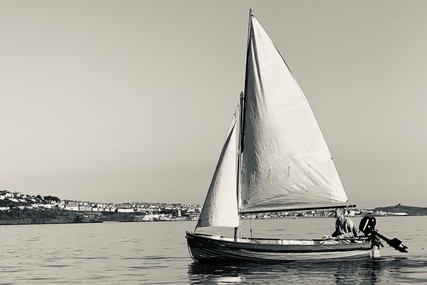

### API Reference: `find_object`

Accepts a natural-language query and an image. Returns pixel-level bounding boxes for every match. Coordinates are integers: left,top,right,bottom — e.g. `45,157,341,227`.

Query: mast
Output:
239,8,252,154
234,9,253,241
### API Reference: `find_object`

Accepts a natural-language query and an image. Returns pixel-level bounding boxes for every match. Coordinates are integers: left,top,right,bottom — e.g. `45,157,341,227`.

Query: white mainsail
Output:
239,16,348,213
197,120,239,228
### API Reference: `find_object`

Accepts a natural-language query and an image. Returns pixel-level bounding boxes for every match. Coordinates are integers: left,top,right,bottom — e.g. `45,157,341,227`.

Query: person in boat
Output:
331,208,358,239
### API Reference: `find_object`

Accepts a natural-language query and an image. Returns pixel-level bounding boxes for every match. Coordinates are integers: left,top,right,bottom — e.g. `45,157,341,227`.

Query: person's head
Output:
334,208,345,219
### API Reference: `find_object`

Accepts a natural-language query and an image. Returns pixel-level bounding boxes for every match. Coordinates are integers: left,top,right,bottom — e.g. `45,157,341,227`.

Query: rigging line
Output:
239,227,249,239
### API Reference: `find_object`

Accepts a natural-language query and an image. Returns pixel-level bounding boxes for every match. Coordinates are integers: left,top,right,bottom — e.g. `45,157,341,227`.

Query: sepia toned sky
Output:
1,1,426,208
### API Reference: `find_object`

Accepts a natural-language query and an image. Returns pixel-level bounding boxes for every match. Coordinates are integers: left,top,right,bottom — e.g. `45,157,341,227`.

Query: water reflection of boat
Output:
187,257,420,284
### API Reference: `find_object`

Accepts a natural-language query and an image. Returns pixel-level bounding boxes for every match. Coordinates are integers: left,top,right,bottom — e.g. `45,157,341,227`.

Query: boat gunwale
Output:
186,231,373,253
186,231,369,242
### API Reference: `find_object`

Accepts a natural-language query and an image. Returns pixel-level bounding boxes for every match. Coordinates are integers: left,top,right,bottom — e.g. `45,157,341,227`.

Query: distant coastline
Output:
0,190,425,225
0,190,199,225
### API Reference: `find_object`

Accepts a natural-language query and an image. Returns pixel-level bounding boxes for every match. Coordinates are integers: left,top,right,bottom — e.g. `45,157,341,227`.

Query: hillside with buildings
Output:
372,204,427,216
0,190,425,225
0,190,200,225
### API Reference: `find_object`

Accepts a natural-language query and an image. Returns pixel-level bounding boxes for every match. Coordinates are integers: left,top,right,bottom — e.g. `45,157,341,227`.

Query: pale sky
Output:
1,1,426,208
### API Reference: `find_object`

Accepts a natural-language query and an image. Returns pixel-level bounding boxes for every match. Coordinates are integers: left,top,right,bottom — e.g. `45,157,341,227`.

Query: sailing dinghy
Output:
186,11,406,263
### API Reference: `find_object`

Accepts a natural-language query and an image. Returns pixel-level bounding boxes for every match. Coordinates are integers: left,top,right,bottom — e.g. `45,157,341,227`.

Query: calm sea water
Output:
0,216,426,284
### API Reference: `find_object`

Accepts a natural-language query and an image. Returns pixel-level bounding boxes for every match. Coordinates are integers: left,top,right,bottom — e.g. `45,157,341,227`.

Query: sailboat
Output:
186,11,405,262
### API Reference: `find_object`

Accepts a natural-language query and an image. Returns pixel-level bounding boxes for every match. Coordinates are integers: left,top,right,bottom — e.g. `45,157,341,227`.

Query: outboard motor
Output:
358,213,408,253
359,214,376,236
359,214,383,249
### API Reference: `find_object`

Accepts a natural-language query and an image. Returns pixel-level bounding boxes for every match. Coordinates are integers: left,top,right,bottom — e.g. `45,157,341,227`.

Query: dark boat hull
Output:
186,232,374,263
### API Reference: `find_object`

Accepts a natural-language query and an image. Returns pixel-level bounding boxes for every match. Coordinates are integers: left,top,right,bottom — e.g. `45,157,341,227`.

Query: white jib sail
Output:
197,119,239,228
239,16,348,213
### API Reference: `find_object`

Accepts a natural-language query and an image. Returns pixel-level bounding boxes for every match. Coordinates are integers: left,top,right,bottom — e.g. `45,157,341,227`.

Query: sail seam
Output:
275,100,308,117
260,57,282,68
293,152,317,159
